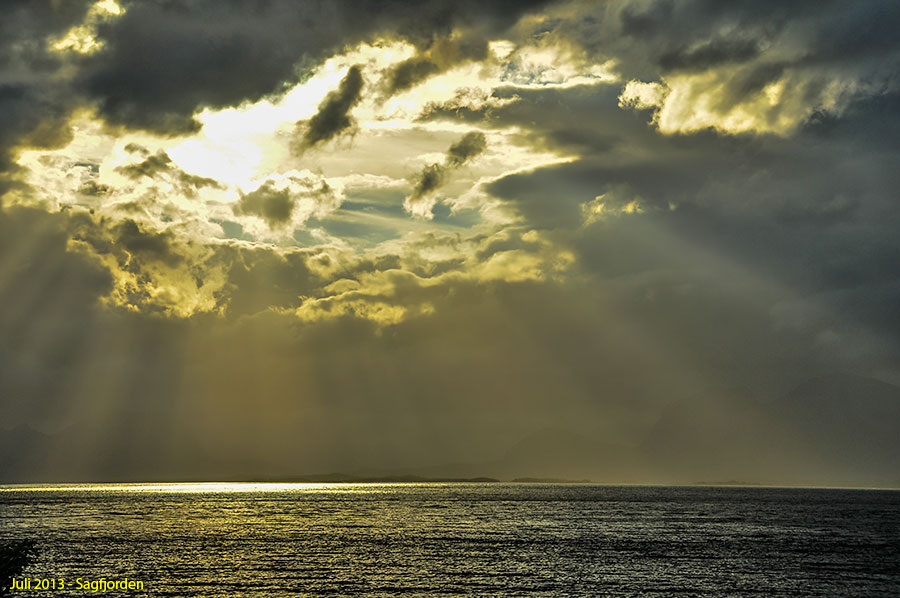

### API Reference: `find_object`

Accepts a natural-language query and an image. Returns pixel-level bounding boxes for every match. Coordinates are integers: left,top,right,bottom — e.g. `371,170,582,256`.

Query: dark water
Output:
1,483,899,597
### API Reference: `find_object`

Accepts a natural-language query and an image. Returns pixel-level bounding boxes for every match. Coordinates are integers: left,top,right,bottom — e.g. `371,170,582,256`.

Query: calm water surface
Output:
1,483,899,597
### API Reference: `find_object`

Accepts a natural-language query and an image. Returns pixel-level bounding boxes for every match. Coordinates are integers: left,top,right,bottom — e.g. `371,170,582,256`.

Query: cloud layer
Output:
405,131,487,217
1,0,899,485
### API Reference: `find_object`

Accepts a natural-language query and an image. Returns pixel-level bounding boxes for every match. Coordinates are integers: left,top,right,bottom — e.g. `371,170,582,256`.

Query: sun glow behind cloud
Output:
16,37,605,248
618,69,868,136
0,482,381,493
9,34,612,320
49,0,124,55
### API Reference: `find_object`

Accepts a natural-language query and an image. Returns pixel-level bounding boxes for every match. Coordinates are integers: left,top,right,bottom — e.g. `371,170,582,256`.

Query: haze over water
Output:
2,483,899,597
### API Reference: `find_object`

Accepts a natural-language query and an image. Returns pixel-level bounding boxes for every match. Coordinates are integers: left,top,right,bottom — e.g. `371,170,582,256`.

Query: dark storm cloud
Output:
537,0,900,116
0,0,551,171
74,0,552,135
408,131,487,205
657,38,760,72
0,84,74,175
295,65,364,152
474,78,900,368
416,3,900,369
0,1,94,170
80,1,349,135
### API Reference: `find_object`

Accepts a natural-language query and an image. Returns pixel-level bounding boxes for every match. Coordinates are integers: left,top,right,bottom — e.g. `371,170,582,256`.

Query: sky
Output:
1,0,899,485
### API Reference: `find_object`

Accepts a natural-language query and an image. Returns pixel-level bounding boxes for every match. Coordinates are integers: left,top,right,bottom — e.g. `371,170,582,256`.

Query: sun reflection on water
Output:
0,482,423,493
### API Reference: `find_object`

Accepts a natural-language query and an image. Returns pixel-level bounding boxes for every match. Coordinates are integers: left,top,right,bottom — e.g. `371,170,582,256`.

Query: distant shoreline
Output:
2,477,899,490
0,475,593,486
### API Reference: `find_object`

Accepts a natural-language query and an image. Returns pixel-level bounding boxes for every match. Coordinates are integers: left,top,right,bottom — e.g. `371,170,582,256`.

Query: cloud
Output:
69,0,552,136
0,0,552,179
405,131,487,218
115,150,172,180
113,219,183,267
519,0,900,135
465,68,900,373
2,185,898,484
384,57,442,96
2,0,900,486
4,219,888,483
294,65,365,152
233,182,295,228
0,205,113,423
77,180,112,197
657,38,761,72
0,2,97,172
382,31,489,96
232,172,342,232
114,149,224,197
618,80,669,111
409,164,446,205
446,130,488,166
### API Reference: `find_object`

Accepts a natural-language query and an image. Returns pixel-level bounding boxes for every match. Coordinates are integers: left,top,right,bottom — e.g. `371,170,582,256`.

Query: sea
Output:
1,483,899,597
